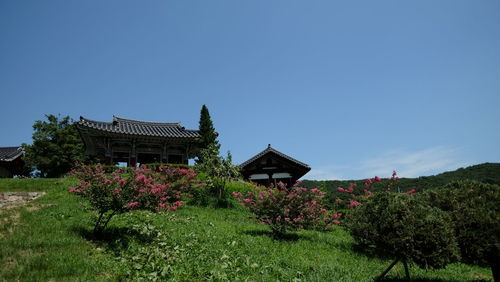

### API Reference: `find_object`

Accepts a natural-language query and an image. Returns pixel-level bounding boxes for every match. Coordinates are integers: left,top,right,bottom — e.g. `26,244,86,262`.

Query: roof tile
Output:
0,146,23,162
77,116,200,138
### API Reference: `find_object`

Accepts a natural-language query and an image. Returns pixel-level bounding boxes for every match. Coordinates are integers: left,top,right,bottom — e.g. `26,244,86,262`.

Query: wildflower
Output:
365,179,372,187
374,176,381,182
349,200,361,208
363,189,373,195
68,187,81,194
335,198,343,203
135,174,146,184
407,189,416,195
333,220,341,225
126,202,140,210
337,187,345,192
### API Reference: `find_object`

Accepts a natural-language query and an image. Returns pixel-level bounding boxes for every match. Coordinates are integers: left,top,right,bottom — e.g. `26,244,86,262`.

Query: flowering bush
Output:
334,171,405,210
68,163,202,234
233,182,336,236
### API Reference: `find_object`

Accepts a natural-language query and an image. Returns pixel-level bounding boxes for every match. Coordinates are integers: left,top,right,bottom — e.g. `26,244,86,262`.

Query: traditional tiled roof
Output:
77,116,200,138
240,144,310,169
0,146,23,162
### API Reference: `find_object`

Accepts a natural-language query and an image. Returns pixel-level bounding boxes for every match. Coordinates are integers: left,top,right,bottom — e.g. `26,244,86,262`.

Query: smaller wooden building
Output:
240,144,311,187
0,146,25,178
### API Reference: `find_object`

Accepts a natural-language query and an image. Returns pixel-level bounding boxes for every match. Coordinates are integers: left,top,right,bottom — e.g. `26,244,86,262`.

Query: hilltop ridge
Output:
302,162,500,193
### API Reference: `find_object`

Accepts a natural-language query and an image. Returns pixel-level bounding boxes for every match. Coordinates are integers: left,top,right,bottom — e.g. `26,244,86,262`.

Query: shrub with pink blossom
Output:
234,182,336,236
68,163,202,234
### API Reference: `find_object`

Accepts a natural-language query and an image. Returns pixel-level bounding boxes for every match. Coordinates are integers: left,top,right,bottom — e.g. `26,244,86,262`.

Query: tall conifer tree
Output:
197,105,220,163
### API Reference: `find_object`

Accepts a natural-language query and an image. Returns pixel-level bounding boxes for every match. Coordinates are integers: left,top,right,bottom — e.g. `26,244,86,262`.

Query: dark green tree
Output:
197,104,220,164
423,180,500,280
347,192,460,280
22,114,86,177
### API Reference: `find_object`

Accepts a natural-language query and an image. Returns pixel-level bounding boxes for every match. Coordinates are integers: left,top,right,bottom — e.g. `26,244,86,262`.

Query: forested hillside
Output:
302,163,500,205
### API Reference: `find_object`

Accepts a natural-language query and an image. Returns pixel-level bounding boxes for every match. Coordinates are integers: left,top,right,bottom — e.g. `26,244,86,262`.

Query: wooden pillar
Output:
183,145,188,164
161,143,167,163
129,140,137,167
104,138,112,165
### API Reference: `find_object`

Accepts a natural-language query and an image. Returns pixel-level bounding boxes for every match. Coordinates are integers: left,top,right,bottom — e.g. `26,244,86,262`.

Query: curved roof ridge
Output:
79,116,112,125
240,145,310,168
77,116,200,138
0,146,24,162
113,116,180,126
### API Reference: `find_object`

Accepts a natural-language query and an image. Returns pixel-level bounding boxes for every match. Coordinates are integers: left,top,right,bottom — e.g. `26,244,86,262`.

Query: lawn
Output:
0,178,493,281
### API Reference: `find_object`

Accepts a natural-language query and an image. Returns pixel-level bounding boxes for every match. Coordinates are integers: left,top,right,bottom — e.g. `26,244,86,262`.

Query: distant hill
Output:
301,163,500,206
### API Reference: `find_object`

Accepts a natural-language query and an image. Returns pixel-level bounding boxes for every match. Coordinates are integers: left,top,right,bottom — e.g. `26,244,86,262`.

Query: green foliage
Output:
69,164,201,234
347,192,460,269
194,145,241,207
235,185,331,236
0,178,493,281
423,180,500,270
302,163,500,207
22,114,87,177
197,104,220,163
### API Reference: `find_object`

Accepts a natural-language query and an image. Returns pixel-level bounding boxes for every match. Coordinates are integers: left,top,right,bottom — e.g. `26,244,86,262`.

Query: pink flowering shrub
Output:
334,171,415,207
68,163,202,234
233,182,337,236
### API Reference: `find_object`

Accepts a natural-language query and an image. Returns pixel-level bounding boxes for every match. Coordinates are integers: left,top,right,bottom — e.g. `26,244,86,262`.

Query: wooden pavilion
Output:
76,116,201,166
0,146,25,178
240,144,311,187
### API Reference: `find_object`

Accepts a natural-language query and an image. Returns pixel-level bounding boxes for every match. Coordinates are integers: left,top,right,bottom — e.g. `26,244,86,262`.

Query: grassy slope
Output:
0,178,121,281
0,179,493,281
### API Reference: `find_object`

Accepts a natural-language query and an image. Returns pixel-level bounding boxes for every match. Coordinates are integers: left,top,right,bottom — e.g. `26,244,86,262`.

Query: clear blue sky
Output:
1,0,499,180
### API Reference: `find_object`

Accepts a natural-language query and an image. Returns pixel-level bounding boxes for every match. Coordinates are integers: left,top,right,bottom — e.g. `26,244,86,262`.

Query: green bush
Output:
346,192,460,269
422,180,500,279
188,178,253,208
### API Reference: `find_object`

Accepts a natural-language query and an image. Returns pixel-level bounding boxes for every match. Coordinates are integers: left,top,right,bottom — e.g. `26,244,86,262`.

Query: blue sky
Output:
1,0,499,180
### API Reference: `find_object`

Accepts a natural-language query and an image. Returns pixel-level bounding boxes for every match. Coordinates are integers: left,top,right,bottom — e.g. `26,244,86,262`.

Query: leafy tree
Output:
423,180,500,280
197,105,220,164
194,144,240,207
347,192,460,280
22,114,86,177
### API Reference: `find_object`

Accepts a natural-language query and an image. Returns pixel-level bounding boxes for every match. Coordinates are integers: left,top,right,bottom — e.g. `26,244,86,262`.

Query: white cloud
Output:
305,165,348,180
359,146,468,178
303,146,470,180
